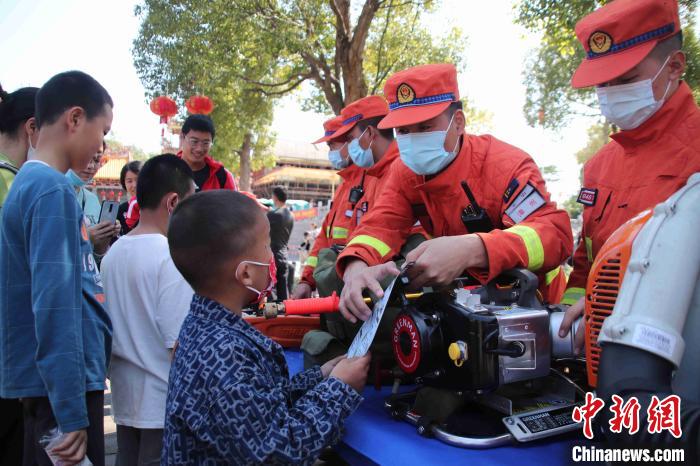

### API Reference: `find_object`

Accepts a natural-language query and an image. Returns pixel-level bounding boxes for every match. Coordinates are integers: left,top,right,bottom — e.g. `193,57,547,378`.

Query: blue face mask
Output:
348,129,374,168
66,169,86,187
328,144,349,170
396,114,458,175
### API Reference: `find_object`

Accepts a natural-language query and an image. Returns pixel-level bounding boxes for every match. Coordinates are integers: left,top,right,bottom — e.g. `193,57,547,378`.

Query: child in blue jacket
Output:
164,191,370,465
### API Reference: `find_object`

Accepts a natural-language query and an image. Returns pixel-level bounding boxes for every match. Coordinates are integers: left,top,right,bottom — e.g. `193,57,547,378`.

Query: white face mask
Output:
596,55,673,130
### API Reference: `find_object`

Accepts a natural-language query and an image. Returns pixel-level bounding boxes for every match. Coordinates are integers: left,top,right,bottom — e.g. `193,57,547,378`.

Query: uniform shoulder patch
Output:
503,178,520,204
577,187,598,206
505,183,546,224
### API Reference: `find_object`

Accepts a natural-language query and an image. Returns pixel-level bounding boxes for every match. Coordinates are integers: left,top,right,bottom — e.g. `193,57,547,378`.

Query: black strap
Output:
0,161,18,175
215,167,228,189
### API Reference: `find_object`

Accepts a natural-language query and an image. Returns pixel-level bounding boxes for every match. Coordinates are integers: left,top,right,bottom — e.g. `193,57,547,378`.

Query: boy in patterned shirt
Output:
163,190,370,465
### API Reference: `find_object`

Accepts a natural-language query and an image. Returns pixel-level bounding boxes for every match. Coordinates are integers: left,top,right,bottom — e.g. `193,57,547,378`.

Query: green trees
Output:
132,0,466,187
515,0,699,131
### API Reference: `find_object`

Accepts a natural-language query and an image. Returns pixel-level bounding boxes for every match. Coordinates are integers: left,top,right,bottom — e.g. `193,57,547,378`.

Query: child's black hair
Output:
137,154,194,210
120,160,143,191
168,191,266,292
182,114,215,140
0,84,39,136
35,71,113,128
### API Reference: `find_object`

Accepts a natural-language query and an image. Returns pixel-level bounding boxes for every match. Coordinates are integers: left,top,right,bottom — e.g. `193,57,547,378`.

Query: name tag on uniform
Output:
505,184,546,223
345,209,354,217
577,188,597,206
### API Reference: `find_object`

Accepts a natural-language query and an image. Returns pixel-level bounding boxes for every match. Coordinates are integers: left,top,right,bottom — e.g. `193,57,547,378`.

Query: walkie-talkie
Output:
348,173,366,205
460,181,494,233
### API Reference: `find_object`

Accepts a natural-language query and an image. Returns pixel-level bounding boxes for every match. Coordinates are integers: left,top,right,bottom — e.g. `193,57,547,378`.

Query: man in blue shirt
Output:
0,71,113,466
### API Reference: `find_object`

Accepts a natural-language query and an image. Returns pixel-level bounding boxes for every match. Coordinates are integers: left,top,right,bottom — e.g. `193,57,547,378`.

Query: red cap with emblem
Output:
378,63,460,129
571,0,681,89
312,115,344,144
332,95,390,140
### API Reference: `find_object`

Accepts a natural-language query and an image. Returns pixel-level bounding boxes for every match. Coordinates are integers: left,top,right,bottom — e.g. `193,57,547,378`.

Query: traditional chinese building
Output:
90,148,132,202
252,139,339,203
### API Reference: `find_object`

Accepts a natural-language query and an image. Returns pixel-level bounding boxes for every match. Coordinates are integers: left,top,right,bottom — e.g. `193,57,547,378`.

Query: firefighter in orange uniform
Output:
292,115,360,298
338,63,573,321
558,0,700,353
331,95,405,228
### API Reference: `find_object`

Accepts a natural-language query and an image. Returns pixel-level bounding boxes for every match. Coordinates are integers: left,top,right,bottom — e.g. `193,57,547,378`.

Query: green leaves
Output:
515,0,699,131
132,0,473,172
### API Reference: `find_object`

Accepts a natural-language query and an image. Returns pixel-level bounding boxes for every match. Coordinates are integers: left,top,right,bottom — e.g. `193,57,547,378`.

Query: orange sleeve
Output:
469,157,573,284
299,211,333,289
561,165,595,305
562,233,590,303
336,165,417,276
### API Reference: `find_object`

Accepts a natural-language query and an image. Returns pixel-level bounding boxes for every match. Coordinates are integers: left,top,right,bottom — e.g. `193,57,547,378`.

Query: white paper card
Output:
347,276,398,358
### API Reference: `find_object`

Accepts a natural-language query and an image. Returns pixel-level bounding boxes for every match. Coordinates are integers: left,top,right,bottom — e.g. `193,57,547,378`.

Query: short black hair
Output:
182,114,215,140
119,160,143,190
447,100,463,117
168,190,266,292
0,85,39,136
272,186,288,203
35,71,113,129
357,116,394,140
137,154,194,210
649,32,683,62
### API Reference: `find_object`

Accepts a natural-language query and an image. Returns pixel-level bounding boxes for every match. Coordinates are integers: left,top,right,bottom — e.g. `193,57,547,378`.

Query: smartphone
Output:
99,200,120,224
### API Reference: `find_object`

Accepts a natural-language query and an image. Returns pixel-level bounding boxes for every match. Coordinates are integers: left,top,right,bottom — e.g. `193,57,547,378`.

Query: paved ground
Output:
104,382,117,465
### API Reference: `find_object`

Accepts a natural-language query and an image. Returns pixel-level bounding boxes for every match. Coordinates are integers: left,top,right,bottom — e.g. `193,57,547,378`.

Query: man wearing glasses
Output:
179,115,237,192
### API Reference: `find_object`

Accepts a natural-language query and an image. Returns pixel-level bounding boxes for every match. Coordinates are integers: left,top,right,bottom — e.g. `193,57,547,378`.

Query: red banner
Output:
292,207,318,220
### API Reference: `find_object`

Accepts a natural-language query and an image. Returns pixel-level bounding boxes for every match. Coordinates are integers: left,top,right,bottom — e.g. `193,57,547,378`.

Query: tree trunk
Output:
239,132,252,192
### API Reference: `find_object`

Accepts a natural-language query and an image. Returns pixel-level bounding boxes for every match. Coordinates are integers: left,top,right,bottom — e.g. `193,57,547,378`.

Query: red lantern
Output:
185,95,214,115
150,96,178,124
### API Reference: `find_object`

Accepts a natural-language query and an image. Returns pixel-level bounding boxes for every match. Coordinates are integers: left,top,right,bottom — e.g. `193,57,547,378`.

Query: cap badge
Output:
397,83,416,104
589,31,613,55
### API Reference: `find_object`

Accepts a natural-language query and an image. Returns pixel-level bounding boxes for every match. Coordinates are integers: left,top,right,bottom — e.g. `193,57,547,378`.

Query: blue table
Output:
285,349,591,466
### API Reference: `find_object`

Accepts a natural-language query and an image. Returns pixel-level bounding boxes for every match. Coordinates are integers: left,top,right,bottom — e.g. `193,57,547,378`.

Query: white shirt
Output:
102,234,193,428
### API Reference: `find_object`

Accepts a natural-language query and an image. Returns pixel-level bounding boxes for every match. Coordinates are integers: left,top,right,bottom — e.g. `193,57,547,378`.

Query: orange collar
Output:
611,81,698,149
338,163,362,181
366,140,399,179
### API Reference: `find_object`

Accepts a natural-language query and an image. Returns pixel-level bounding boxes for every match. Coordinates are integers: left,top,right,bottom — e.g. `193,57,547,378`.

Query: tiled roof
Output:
95,158,127,181
253,166,340,186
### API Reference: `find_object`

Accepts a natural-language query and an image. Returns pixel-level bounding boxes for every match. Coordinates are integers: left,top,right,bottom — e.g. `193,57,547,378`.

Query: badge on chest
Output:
577,188,598,206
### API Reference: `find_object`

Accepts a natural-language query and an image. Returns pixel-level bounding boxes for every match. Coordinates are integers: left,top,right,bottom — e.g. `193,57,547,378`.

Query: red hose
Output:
282,292,340,315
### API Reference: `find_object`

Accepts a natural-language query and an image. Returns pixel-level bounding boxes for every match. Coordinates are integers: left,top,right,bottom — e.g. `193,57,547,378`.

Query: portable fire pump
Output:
244,175,700,450
245,269,589,448
381,268,589,448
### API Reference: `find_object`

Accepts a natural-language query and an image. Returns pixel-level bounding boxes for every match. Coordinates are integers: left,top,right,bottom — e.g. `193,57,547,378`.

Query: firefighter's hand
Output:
404,235,488,290
330,353,371,393
51,429,87,465
291,283,313,300
321,354,346,378
340,261,400,323
559,297,586,356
